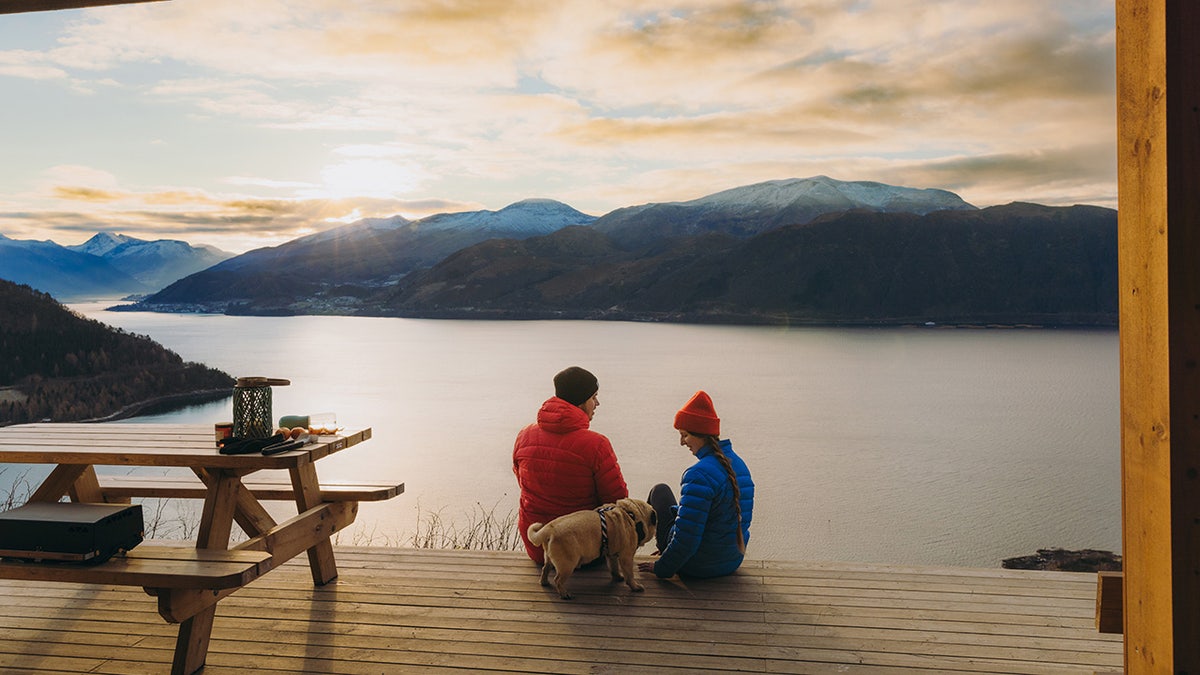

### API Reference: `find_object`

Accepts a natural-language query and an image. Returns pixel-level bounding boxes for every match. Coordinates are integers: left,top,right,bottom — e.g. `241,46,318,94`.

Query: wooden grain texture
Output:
0,545,270,589
97,475,404,502
0,423,370,469
1095,571,1123,634
0,547,1122,674
1116,0,1200,671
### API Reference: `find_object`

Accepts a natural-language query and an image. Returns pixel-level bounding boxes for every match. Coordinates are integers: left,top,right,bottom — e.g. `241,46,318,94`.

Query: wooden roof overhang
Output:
0,0,164,15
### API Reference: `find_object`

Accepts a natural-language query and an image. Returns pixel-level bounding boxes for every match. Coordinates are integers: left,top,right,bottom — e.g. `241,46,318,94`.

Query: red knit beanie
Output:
674,390,720,436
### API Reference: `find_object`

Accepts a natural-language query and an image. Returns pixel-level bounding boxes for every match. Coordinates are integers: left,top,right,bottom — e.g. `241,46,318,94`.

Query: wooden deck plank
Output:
0,548,1122,674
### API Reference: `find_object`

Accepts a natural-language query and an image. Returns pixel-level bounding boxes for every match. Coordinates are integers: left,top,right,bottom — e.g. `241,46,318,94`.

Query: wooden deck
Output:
0,547,1122,674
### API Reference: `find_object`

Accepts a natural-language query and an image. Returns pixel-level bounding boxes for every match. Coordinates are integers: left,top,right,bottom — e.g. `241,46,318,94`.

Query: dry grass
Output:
0,467,34,510
407,499,522,551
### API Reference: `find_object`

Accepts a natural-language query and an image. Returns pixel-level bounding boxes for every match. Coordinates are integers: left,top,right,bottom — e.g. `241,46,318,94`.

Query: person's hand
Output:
638,561,656,573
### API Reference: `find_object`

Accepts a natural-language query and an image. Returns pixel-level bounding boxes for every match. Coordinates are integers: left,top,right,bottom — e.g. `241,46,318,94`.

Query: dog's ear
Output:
622,506,649,542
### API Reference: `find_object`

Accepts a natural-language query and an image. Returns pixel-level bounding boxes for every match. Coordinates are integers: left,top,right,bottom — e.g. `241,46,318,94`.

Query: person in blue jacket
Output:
639,390,754,579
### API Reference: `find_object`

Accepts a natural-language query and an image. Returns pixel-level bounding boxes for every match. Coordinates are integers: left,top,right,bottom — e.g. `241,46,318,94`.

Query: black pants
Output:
647,483,677,552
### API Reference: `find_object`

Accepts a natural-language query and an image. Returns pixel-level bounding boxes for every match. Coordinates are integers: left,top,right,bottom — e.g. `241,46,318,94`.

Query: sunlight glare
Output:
320,159,419,200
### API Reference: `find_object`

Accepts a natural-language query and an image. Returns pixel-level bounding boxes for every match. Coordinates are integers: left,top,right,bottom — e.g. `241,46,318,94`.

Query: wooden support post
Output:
1096,571,1124,634
169,471,239,674
1116,0,1200,671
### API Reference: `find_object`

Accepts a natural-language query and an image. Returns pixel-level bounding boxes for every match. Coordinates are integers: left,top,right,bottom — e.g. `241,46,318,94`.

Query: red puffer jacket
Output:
513,396,629,563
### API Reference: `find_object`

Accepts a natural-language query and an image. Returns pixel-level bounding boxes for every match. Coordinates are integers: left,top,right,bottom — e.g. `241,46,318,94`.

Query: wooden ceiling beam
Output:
0,0,166,15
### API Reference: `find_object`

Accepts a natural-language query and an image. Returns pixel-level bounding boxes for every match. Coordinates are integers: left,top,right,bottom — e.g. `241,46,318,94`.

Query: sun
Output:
319,158,420,200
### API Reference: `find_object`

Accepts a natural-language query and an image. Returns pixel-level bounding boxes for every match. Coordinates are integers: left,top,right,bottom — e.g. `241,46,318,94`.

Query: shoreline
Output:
81,388,232,423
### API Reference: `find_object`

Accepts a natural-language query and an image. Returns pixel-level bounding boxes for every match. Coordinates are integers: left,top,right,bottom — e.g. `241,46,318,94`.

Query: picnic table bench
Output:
0,422,402,675
96,474,403,503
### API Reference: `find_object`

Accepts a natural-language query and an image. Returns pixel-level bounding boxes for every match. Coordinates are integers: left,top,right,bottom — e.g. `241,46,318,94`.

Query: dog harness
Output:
596,506,615,555
596,505,645,556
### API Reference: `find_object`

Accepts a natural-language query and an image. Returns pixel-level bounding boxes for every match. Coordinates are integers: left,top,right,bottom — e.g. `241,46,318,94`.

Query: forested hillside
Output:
0,279,234,425
379,203,1119,326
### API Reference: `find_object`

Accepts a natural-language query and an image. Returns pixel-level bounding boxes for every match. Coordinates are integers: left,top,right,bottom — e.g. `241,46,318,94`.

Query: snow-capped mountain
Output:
69,231,140,257
298,199,591,245
416,198,596,234
298,214,411,245
141,198,596,307
0,234,149,299
131,177,987,315
0,232,233,300
592,175,977,247
686,176,972,213
67,233,233,290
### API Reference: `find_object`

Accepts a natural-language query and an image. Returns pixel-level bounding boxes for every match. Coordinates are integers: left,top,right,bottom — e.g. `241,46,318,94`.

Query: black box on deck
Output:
0,502,143,564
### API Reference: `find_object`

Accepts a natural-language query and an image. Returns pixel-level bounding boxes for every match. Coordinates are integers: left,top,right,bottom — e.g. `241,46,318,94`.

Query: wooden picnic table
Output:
0,422,401,675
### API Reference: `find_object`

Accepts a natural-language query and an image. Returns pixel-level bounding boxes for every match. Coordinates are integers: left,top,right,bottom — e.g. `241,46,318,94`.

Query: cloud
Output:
1,162,484,252
51,186,124,202
1,0,1118,251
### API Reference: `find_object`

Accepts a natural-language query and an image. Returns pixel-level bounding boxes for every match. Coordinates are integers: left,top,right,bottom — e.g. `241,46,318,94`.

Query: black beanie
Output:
554,366,598,406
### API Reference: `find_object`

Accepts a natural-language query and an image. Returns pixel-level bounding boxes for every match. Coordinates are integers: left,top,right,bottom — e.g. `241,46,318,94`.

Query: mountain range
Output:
0,232,231,299
1,176,1119,326
140,198,598,310
376,202,1117,325
591,176,974,248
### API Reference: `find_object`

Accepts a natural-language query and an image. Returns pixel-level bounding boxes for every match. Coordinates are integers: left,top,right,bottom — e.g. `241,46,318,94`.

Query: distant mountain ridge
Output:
130,176,978,315
8,176,1119,326
0,232,232,299
591,176,976,247
0,234,149,299
116,176,1118,326
68,232,232,290
416,198,595,234
377,203,1117,326
140,198,597,309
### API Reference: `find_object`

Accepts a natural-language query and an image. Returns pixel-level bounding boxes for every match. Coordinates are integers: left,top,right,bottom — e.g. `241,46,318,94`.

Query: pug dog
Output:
527,497,657,600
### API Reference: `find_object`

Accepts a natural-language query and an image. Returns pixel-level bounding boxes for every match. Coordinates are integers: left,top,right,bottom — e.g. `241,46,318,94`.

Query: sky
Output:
0,0,1117,254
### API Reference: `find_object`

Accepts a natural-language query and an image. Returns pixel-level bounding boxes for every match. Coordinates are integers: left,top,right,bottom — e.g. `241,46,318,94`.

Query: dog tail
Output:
527,522,547,548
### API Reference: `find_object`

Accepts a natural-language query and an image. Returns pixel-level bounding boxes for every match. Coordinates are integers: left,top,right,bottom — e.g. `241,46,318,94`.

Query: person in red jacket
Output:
513,366,629,564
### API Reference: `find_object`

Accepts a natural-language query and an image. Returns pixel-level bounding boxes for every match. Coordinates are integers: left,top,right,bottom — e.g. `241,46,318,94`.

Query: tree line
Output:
0,279,234,425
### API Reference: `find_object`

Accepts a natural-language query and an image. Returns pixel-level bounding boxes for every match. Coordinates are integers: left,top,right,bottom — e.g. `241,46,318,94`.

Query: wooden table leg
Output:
193,467,277,537
169,471,240,675
290,462,338,585
171,608,216,675
196,472,240,549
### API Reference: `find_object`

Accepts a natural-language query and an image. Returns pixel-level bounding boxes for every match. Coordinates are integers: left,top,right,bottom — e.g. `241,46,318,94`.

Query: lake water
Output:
14,304,1121,568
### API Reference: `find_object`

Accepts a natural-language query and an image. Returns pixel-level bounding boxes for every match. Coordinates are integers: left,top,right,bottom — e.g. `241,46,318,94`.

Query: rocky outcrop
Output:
1002,548,1122,572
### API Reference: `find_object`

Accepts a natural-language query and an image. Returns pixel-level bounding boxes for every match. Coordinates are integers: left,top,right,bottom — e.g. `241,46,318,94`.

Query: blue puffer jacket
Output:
652,439,754,578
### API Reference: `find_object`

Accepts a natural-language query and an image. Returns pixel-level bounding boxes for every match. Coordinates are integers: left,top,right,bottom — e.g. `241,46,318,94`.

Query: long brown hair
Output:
699,434,745,554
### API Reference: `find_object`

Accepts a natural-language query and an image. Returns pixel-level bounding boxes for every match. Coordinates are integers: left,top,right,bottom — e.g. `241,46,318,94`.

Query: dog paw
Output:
630,582,645,592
